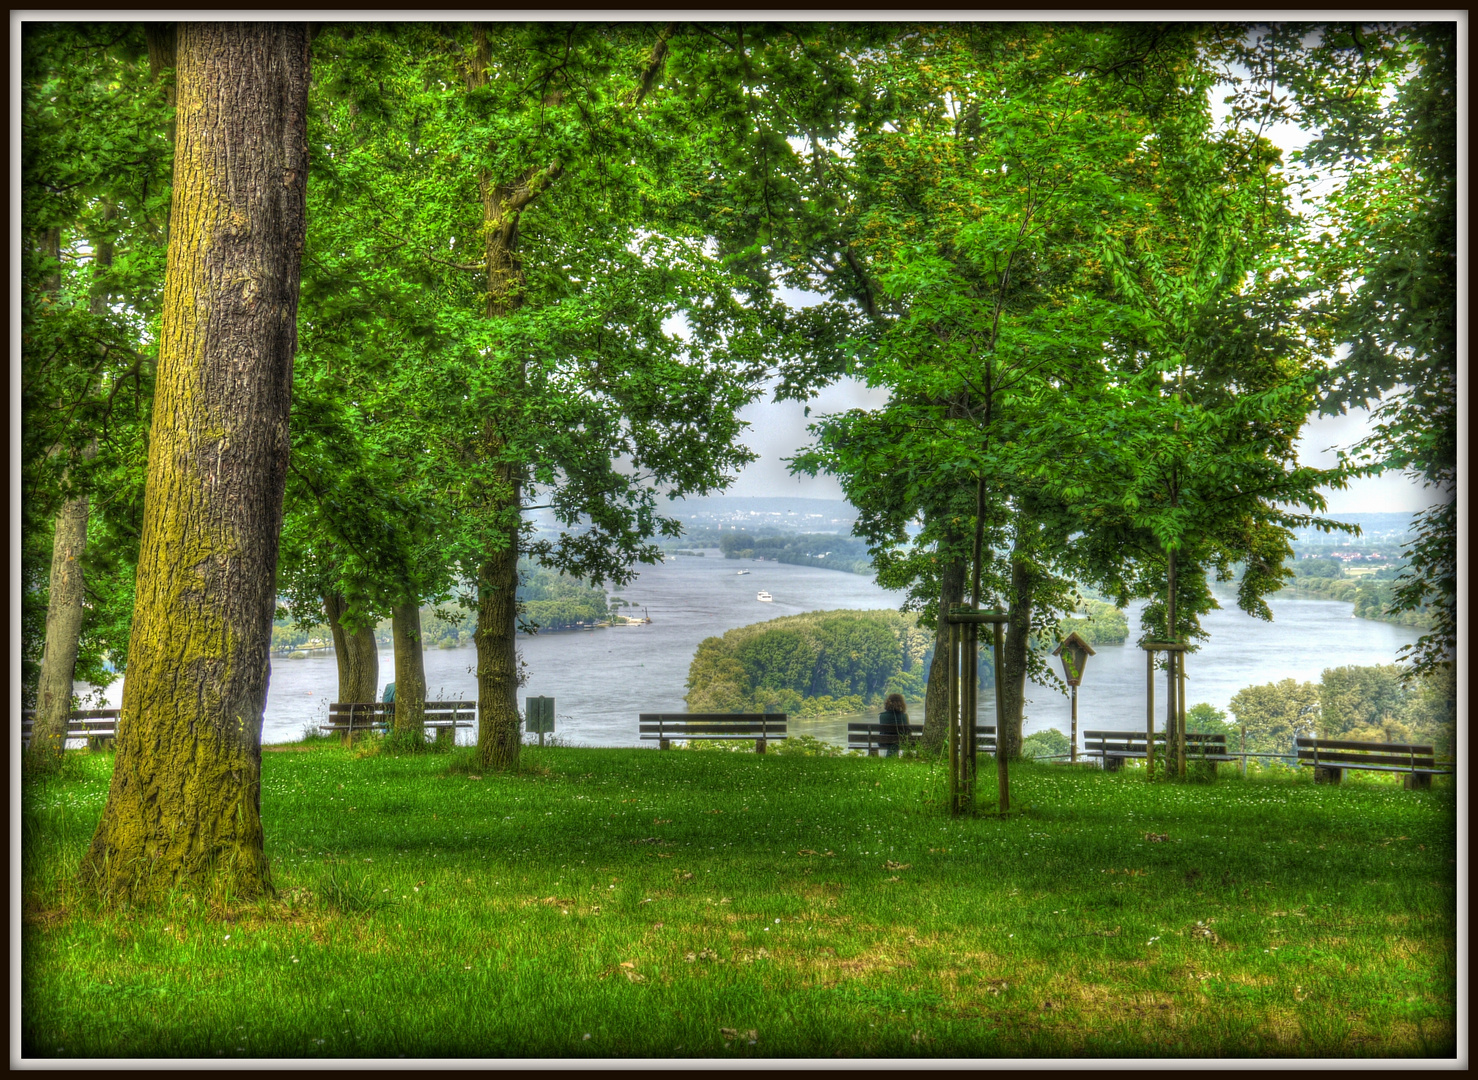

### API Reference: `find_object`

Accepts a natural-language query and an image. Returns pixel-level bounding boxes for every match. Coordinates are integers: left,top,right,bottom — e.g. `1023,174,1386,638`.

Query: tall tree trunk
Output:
999,530,1036,761
323,591,377,702
32,205,116,765
391,601,427,737
476,528,523,770
460,25,667,771
32,495,88,762
82,22,309,904
920,552,966,754
467,27,541,773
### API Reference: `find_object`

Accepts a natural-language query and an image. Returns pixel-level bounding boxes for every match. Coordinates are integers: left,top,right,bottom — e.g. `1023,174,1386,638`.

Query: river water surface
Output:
82,550,1420,751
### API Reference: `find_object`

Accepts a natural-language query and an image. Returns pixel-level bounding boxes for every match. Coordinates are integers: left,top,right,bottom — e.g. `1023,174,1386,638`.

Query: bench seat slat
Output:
639,713,786,722
1309,762,1440,775
1297,750,1436,769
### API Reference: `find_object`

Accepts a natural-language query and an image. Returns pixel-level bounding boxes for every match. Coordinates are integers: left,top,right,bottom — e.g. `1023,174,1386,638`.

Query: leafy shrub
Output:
771,734,846,757
1021,728,1069,760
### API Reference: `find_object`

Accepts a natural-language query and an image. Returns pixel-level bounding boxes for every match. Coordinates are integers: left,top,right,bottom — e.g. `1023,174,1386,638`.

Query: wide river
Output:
83,550,1420,750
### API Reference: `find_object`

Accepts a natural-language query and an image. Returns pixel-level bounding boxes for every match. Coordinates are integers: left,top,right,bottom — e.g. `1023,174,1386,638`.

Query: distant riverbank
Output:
83,554,1419,748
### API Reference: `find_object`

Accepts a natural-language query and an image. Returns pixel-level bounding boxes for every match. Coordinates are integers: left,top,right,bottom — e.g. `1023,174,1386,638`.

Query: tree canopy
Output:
19,19,1454,798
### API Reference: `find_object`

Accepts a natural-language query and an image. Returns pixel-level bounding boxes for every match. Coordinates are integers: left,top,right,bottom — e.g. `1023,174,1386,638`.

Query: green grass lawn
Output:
21,739,1458,1059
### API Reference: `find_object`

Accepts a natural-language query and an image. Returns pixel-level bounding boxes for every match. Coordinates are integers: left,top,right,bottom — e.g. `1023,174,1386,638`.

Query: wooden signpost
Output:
1052,631,1096,763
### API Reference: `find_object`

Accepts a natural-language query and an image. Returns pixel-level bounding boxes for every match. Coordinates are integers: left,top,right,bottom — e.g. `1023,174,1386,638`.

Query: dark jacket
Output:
878,708,908,744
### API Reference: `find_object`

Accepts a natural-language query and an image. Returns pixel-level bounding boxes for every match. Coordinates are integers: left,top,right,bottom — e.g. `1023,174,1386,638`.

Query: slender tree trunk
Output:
32,496,89,761
999,531,1035,762
81,22,309,904
391,601,427,737
323,592,378,702
1167,544,1182,776
921,551,966,754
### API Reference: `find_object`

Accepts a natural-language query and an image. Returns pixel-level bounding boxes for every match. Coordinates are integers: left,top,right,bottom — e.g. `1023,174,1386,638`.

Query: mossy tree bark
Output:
32,493,88,762
476,530,523,769
390,601,427,738
323,591,378,702
81,22,309,905
921,551,966,754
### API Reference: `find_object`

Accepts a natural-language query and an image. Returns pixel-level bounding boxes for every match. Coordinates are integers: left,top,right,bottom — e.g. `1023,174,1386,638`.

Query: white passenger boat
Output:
757,591,773,602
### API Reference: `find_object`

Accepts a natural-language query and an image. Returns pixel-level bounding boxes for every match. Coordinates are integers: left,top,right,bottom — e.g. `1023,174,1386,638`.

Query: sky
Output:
717,39,1452,517
723,378,1440,514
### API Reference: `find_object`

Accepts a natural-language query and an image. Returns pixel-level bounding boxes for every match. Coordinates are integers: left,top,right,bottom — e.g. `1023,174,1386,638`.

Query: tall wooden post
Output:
965,621,978,801
945,608,1008,816
1165,650,1176,777
1176,650,1188,777
1145,646,1156,778
1070,684,1079,764
947,619,959,816
992,619,1007,815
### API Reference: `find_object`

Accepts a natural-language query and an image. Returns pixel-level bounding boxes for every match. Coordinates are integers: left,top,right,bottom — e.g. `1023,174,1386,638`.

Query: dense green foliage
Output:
21,21,1453,724
717,531,873,575
1054,600,1130,648
1228,664,1455,757
516,562,613,632
685,610,940,717
1185,703,1235,737
1230,25,1456,675
1277,577,1430,629
1290,557,1344,579
20,25,172,708
1020,727,1070,761
22,745,1455,1057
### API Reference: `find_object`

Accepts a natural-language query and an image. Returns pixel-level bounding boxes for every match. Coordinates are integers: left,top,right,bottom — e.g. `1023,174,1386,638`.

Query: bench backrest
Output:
1295,737,1434,770
328,701,477,726
21,709,122,736
1084,731,1228,752
846,723,996,751
640,713,787,736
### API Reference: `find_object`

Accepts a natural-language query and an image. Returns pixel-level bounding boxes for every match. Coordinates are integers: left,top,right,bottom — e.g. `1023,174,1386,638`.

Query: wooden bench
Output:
322,700,476,745
1295,737,1453,789
1083,730,1233,773
639,713,787,753
847,723,997,756
21,708,121,751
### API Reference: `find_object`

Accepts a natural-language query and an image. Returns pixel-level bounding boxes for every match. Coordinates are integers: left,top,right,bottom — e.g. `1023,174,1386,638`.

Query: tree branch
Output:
623,24,676,108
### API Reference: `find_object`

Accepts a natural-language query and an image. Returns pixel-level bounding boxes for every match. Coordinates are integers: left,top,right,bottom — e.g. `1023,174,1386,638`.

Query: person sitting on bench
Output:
879,693,909,758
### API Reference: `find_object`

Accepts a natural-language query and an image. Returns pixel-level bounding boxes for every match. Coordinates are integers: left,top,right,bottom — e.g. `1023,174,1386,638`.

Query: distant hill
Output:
661,495,859,534
1290,512,1417,543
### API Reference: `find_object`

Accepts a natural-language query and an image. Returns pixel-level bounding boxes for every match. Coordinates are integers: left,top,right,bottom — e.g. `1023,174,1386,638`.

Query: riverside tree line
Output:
21,22,1454,904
